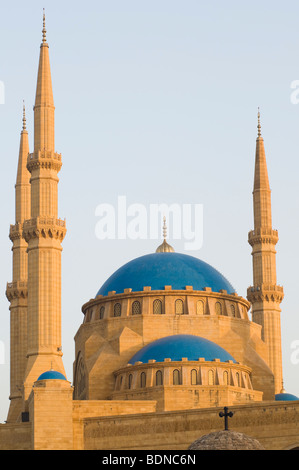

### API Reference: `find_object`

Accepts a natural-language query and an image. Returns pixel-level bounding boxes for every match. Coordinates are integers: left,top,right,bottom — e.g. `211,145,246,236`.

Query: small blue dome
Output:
37,370,67,381
275,393,299,402
97,253,235,297
129,334,237,364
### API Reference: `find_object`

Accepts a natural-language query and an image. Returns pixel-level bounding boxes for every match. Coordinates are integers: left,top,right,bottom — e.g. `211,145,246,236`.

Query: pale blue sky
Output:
1,0,299,422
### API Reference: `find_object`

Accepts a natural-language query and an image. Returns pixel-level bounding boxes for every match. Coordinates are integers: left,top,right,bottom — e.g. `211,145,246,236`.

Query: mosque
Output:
0,14,299,450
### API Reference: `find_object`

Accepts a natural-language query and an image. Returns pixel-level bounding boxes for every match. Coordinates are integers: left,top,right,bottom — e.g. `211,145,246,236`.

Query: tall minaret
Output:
247,110,284,395
22,12,67,404
6,103,31,422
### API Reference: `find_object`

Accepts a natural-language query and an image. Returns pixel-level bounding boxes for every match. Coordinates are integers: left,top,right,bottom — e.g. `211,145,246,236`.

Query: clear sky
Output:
1,0,299,422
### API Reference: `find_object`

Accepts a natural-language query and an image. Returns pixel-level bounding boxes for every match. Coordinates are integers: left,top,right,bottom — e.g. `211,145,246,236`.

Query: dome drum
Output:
82,288,249,323
111,360,263,411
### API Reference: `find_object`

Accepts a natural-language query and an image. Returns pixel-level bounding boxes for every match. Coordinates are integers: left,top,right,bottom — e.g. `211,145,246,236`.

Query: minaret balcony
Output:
9,223,24,242
27,150,62,173
247,284,284,304
248,228,279,247
6,281,28,302
23,217,66,243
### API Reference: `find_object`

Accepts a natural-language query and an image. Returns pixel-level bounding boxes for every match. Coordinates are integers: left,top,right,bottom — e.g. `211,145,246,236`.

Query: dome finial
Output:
281,380,286,394
163,216,167,240
156,216,175,253
257,107,262,138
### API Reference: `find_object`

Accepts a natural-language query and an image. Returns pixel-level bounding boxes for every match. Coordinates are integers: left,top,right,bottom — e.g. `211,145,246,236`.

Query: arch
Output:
230,304,236,318
100,306,105,320
173,369,181,385
119,376,123,390
140,372,146,388
223,370,229,386
132,301,141,315
73,353,87,400
215,302,222,316
175,299,184,315
191,369,198,385
196,300,204,315
236,372,240,387
153,299,163,315
156,370,163,386
208,369,215,386
114,303,122,317
128,374,133,389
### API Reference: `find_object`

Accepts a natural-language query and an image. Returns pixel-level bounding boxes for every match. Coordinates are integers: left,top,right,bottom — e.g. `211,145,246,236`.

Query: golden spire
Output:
156,216,175,253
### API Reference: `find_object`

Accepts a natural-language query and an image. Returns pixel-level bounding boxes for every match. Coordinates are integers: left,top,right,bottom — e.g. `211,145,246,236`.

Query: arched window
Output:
191,369,198,385
223,371,229,386
140,372,146,388
100,306,105,320
231,304,236,318
128,374,133,389
236,372,240,387
208,370,215,386
119,376,123,390
173,369,181,385
196,300,204,315
215,302,222,316
175,299,184,315
156,370,163,386
132,301,141,315
153,299,163,315
114,303,121,317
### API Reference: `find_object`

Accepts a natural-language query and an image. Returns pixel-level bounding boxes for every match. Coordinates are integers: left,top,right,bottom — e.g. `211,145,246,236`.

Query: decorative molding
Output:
23,217,66,243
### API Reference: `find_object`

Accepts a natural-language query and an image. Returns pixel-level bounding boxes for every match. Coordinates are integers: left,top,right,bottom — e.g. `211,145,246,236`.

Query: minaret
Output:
6,103,31,422
22,12,67,404
247,110,284,395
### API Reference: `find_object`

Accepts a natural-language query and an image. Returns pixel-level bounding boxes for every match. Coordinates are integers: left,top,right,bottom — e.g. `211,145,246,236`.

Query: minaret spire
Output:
42,8,47,44
22,101,26,131
33,9,55,158
247,112,284,396
257,107,261,138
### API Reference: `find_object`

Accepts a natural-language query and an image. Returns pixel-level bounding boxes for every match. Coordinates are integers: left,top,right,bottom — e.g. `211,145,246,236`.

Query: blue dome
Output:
97,253,235,297
129,334,237,364
275,393,299,402
37,370,67,381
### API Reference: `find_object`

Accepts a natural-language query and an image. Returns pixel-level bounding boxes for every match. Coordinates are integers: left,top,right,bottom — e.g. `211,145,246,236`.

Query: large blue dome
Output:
96,253,235,297
129,334,237,364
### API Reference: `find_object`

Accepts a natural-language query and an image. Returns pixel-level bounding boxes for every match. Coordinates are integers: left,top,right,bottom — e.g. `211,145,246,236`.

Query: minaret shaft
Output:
6,108,31,422
247,116,284,396
22,17,66,404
